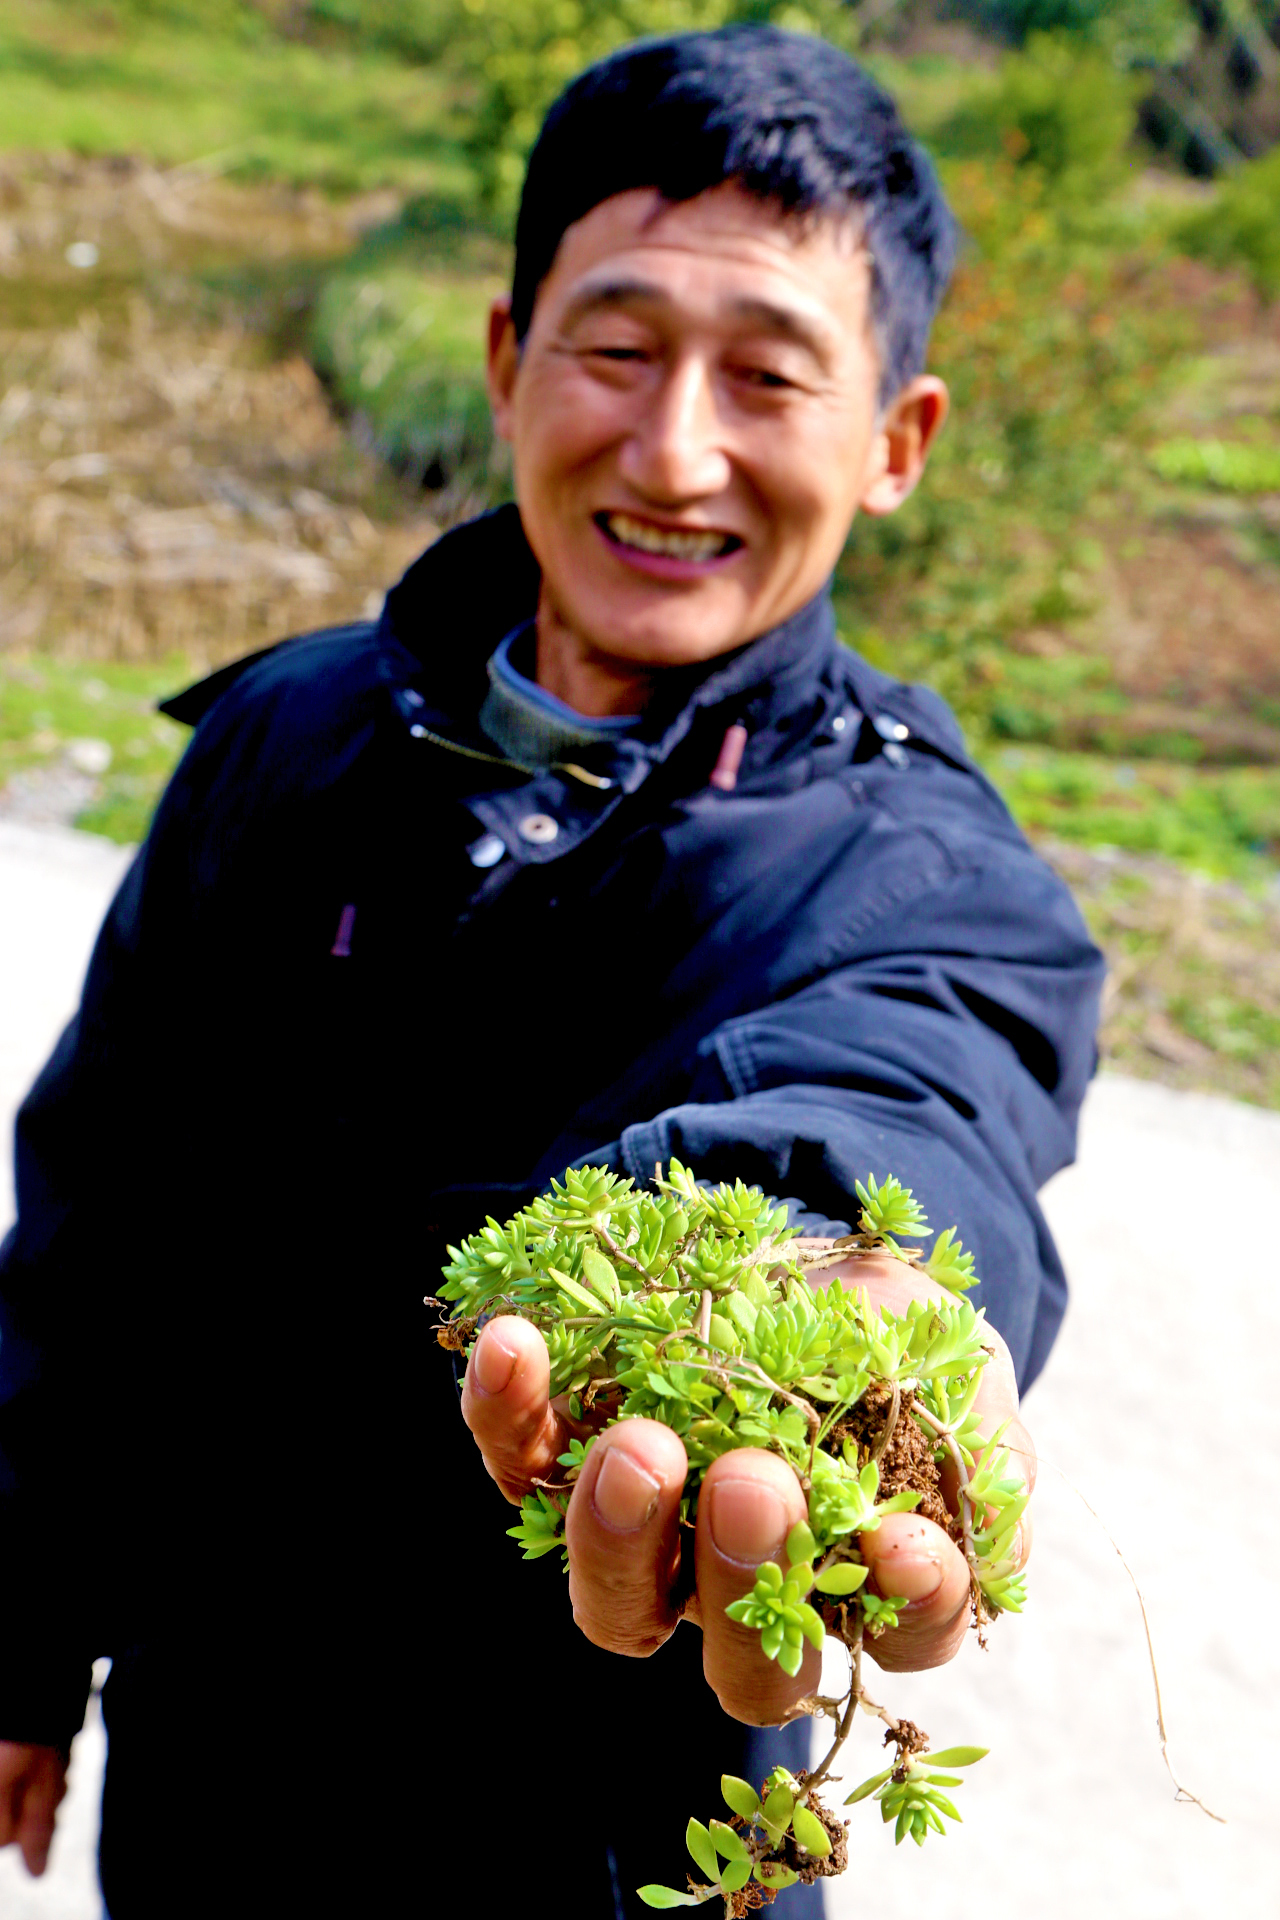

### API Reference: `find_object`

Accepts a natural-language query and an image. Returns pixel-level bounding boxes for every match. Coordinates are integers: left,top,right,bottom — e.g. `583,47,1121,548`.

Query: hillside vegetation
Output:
1,0,1278,1102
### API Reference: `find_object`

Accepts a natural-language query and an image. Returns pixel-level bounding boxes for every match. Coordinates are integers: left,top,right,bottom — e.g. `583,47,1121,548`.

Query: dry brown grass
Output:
0,154,435,672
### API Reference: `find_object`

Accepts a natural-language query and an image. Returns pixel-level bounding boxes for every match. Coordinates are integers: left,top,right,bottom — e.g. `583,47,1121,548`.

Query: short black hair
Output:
510,25,958,403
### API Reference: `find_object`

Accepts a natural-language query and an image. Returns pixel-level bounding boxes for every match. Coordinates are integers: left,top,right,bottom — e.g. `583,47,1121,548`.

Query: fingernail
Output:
472,1326,518,1396
709,1479,789,1564
871,1548,943,1604
593,1447,661,1531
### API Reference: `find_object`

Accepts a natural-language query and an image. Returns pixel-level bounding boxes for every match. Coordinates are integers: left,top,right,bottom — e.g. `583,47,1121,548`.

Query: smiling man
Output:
0,26,1101,1920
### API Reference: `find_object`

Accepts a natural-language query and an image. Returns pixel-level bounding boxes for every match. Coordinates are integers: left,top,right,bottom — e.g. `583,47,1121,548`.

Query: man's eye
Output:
588,345,648,363
737,366,795,390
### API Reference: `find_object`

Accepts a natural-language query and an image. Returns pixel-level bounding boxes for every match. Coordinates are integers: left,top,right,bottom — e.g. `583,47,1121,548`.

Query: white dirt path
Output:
1,822,1278,1919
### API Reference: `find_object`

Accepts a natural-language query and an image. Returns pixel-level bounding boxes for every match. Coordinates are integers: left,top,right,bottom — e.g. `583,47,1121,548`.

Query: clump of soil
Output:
722,1779,849,1914
884,1718,930,1771
720,1881,778,1916
779,1781,849,1886
828,1379,952,1533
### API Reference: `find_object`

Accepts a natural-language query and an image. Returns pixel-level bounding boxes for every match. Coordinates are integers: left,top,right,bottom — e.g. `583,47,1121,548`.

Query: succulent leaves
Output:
442,1163,1021,1900
846,1747,989,1847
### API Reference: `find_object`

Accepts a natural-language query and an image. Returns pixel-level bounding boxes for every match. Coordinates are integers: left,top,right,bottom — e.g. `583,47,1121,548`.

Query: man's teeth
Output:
605,513,731,562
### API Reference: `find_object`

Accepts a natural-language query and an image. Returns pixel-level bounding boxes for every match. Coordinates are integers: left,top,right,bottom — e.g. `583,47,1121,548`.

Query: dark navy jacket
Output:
0,506,1102,1916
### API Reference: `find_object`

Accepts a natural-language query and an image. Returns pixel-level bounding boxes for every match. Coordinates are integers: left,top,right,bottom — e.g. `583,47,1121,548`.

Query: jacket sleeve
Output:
612,845,1102,1392
0,631,390,1747
0,850,156,1746
0,703,272,1745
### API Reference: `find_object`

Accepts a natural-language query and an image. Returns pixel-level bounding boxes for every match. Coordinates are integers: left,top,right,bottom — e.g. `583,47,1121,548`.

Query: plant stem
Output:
592,1223,650,1278
913,1404,979,1583
1039,1456,1226,1823
698,1288,712,1344
871,1380,901,1467
800,1633,861,1801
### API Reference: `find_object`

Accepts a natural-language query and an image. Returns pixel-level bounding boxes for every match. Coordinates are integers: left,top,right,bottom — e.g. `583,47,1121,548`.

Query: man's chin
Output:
587,628,754,671
570,596,762,672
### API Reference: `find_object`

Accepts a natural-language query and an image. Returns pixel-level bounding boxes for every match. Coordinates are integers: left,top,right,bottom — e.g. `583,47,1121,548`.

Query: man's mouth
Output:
596,511,741,564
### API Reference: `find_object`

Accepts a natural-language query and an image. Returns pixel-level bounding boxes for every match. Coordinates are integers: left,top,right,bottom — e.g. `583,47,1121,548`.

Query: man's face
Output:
487,183,946,671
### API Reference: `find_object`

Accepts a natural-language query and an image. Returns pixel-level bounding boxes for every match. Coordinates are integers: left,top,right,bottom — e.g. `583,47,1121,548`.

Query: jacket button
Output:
873,713,910,743
468,833,506,869
517,813,559,845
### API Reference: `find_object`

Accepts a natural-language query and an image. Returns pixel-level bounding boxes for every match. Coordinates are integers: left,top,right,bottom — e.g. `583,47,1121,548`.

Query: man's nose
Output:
619,356,732,503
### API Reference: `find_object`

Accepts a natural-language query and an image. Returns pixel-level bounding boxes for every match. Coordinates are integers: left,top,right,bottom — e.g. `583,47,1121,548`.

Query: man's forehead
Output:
541,184,873,332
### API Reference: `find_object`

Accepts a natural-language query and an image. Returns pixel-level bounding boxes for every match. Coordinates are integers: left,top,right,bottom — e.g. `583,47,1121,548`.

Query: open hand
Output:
0,1742,68,1877
461,1248,1035,1725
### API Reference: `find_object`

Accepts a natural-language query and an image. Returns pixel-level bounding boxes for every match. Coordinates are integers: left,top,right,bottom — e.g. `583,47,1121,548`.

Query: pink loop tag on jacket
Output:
709,723,748,792
330,904,357,957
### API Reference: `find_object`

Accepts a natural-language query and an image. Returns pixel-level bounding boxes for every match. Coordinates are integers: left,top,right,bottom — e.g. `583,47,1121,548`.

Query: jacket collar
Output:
380,503,839,767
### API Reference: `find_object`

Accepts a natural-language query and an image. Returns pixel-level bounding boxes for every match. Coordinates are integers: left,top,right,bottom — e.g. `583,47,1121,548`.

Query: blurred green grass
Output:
1149,437,1280,493
991,749,1280,877
0,657,190,845
0,0,465,194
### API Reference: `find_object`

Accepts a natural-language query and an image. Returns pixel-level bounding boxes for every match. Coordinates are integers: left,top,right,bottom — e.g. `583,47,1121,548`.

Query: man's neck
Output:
533,587,658,719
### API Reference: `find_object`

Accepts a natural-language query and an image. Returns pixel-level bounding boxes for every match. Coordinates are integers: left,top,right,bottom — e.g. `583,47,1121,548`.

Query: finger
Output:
963,1330,1036,1573
697,1448,817,1725
460,1315,568,1504
859,1512,972,1672
565,1420,688,1657
815,1247,1037,1550
0,1779,15,1850
16,1757,64,1878
974,1360,1038,1496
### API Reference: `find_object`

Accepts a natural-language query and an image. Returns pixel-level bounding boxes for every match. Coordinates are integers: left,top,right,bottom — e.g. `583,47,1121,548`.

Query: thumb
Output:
17,1752,66,1877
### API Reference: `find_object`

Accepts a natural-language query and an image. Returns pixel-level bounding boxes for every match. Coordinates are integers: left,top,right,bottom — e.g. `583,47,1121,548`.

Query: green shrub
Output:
931,34,1140,192
834,151,1196,743
303,0,451,62
438,0,858,215
310,250,505,500
962,0,1195,63
1175,146,1280,301
1150,437,1280,494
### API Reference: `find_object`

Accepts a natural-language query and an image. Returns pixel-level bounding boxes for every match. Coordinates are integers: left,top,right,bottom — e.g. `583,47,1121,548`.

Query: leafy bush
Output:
930,33,1140,192
1175,146,1280,300
302,0,452,62
438,0,858,214
834,153,1195,740
309,206,507,500
960,0,1195,63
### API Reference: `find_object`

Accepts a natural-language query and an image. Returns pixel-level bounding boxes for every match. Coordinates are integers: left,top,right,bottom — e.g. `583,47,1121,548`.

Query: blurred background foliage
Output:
1,0,1279,1098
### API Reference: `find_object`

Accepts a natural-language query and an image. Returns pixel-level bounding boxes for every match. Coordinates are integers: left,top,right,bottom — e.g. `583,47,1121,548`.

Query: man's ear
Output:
486,296,520,444
858,376,949,518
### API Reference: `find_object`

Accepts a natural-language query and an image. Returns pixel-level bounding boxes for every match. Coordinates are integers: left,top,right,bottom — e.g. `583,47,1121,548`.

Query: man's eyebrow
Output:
557,277,668,328
727,296,836,364
557,279,837,364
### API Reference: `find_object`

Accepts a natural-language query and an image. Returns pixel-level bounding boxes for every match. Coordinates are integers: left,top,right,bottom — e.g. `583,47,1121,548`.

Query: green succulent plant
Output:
433,1161,1025,1912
